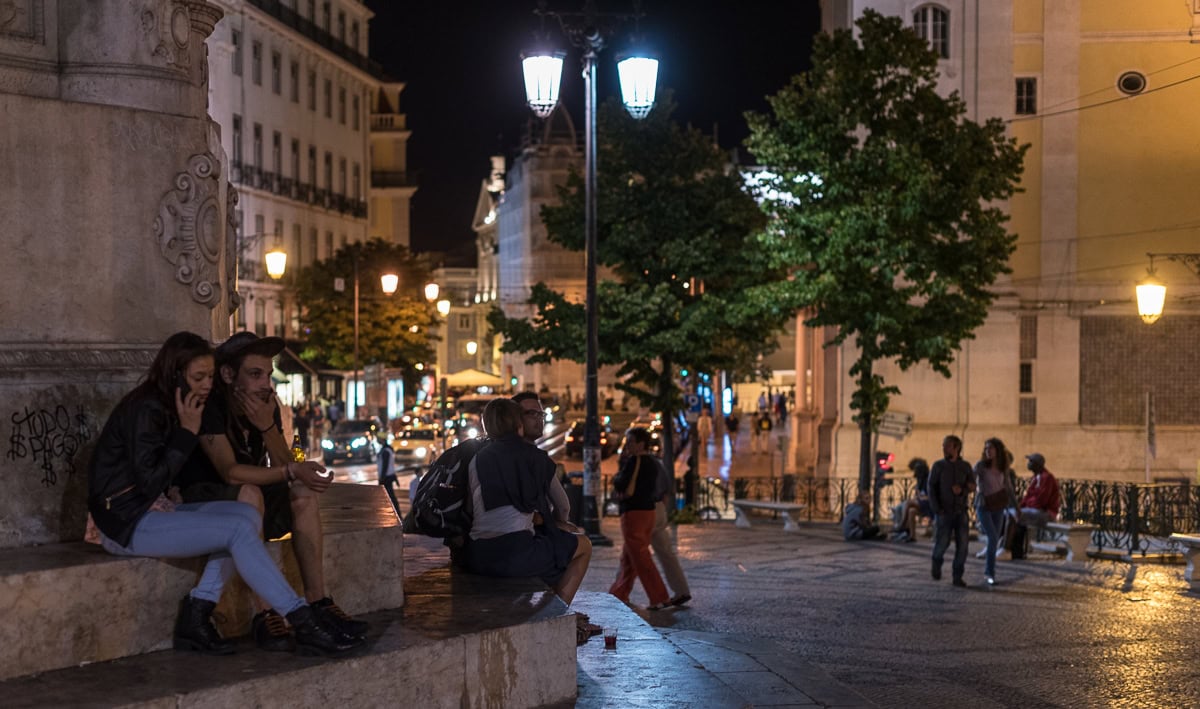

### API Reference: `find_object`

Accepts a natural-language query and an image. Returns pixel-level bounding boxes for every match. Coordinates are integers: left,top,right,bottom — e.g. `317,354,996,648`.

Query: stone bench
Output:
1028,521,1097,562
1169,533,1200,592
731,499,806,532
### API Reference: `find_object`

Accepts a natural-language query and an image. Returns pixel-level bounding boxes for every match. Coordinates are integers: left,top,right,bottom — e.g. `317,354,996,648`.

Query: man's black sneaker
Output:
312,597,368,639
287,605,362,656
931,563,942,581
952,578,967,588
252,609,295,652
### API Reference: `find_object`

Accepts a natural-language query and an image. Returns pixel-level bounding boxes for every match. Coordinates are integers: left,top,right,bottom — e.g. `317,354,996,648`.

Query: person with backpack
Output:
752,410,773,454
461,399,592,604
609,426,672,611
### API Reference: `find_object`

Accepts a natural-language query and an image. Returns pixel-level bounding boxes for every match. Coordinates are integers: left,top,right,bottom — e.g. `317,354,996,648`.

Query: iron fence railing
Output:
600,472,1200,559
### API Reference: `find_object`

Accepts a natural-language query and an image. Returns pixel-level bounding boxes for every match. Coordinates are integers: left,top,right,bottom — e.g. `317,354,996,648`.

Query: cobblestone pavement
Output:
579,519,1200,708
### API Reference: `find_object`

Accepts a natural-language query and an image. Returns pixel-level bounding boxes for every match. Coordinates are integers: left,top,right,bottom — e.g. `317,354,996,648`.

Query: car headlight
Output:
351,436,368,448
321,439,334,450
414,446,427,458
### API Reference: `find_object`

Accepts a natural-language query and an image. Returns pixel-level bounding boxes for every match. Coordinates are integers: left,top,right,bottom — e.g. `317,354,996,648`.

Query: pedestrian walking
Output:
751,410,773,454
695,408,713,458
609,427,671,611
649,455,691,606
725,411,741,455
377,434,399,515
928,435,975,587
973,438,1017,585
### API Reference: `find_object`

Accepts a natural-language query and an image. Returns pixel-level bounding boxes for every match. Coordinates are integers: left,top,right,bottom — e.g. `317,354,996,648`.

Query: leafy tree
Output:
294,239,437,391
489,94,795,467
744,10,1027,490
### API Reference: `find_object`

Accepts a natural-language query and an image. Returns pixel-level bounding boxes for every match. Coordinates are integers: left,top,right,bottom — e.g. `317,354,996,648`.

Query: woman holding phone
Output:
87,331,358,656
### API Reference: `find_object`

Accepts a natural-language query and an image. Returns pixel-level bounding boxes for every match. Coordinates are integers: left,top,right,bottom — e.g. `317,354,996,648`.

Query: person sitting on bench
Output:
1008,452,1061,559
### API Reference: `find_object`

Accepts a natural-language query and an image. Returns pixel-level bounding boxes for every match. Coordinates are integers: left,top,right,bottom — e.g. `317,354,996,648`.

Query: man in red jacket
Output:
1009,452,1061,558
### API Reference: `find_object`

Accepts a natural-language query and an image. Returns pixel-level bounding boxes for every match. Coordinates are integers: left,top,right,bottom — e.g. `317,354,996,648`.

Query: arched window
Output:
913,5,950,59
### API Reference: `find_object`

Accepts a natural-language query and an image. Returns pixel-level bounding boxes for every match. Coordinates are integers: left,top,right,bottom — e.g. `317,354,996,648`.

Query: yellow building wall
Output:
1075,40,1200,284
1012,0,1042,36
1081,1,1190,33
1009,42,1044,283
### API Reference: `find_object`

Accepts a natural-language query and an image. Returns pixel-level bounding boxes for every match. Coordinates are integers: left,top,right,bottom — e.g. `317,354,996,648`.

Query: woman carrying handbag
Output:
974,438,1017,586
608,427,671,611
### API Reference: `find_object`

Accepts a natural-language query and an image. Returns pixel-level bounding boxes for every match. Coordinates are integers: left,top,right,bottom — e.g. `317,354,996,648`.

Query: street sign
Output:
334,277,346,293
877,411,913,440
684,393,701,412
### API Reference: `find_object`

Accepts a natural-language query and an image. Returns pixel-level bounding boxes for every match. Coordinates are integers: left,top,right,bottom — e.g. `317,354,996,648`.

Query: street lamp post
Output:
1136,252,1200,324
522,1,658,544
341,248,398,419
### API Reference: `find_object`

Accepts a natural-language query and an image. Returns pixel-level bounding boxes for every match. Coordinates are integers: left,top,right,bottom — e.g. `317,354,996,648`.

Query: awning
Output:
443,368,504,388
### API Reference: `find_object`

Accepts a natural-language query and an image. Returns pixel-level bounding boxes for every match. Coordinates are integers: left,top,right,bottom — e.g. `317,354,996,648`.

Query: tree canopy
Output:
294,239,437,389
745,10,1027,485
489,94,794,432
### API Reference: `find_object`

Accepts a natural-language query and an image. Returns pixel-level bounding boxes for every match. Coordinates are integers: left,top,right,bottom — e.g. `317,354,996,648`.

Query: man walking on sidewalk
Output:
928,435,975,587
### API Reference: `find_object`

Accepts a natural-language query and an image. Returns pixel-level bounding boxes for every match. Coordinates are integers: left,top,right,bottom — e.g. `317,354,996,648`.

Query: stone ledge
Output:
0,483,402,681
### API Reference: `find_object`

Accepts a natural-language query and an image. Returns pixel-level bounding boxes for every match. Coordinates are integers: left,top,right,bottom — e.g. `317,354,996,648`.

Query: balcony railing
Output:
244,0,389,80
371,170,417,189
613,472,1200,561
370,114,407,131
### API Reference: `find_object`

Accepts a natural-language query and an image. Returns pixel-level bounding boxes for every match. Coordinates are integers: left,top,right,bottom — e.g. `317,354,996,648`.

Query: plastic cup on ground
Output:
602,627,617,650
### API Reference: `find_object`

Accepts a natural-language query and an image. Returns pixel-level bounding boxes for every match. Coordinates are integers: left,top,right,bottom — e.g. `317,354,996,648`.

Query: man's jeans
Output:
932,512,970,580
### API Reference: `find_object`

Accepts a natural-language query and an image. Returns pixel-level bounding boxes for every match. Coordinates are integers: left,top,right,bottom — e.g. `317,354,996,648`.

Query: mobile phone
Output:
175,371,191,398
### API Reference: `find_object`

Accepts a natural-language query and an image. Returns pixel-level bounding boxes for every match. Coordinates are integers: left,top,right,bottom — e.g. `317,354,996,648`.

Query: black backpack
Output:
402,438,490,547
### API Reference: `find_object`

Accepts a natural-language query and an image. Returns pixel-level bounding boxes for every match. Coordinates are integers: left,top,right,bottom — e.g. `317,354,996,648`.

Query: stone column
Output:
0,0,231,547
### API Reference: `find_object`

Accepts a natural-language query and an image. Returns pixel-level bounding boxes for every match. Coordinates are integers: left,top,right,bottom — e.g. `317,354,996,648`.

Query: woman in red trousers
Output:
609,426,670,611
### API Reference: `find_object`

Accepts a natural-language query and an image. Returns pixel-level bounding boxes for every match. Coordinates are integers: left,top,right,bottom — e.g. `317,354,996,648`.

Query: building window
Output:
339,158,347,195
272,131,282,176
351,22,359,52
254,214,265,243
251,40,262,85
913,5,949,59
326,231,334,257
324,79,332,118
322,2,331,31
270,51,281,94
338,87,346,124
310,228,319,261
340,233,348,249
254,299,267,336
1015,77,1037,115
1118,71,1147,96
307,145,317,185
1019,398,1037,425
352,95,360,131
231,114,243,163
324,152,333,190
289,59,299,102
293,223,303,268
306,0,315,20
307,70,317,111
1019,362,1033,394
252,123,263,168
273,218,283,242
337,11,346,43
352,163,361,200
1019,315,1037,359
275,301,286,337
231,30,242,75
290,139,300,180
457,314,471,331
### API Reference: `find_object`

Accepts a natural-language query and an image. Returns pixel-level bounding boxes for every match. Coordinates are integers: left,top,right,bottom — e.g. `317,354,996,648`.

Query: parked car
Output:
564,420,617,458
321,417,384,465
391,427,442,469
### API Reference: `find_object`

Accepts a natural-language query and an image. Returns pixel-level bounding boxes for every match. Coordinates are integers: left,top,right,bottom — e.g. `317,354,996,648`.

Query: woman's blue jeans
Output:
976,507,1006,578
101,501,305,616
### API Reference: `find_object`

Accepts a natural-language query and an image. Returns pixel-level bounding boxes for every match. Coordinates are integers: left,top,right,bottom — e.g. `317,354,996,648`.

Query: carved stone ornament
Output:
154,152,224,309
0,0,43,43
140,1,191,71
225,183,242,314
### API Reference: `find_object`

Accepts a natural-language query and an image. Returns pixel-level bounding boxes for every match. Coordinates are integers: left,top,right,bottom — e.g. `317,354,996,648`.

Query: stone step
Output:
0,572,576,708
0,483,403,681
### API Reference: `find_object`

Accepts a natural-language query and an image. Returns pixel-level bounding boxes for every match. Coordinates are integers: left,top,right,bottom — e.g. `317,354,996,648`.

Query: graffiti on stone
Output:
6,405,95,487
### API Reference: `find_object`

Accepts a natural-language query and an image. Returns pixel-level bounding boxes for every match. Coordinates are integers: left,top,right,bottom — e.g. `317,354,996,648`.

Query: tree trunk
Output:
857,360,873,495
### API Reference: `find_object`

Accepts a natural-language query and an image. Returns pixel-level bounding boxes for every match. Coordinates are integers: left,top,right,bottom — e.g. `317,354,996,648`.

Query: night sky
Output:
364,1,823,259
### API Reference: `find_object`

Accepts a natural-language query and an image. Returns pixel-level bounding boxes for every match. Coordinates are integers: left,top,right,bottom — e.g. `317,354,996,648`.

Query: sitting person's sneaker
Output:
286,604,362,656
312,596,368,639
252,609,295,652
669,594,692,607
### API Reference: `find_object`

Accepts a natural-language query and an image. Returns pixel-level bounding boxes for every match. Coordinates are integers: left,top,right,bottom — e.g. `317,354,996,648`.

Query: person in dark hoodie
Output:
462,398,591,604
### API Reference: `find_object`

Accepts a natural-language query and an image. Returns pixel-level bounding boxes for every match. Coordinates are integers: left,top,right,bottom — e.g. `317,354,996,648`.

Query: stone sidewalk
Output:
577,516,1200,708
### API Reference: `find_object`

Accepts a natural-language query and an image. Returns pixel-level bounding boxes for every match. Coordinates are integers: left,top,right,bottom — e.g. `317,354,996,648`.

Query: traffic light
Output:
510,376,518,387
680,368,689,377
875,451,894,487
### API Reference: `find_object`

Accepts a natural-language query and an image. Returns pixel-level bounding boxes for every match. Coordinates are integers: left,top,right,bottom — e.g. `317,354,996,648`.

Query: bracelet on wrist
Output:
258,423,275,434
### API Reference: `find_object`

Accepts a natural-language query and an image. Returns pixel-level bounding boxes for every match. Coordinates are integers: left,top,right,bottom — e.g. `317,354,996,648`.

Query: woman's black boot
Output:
286,604,362,656
174,595,236,655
